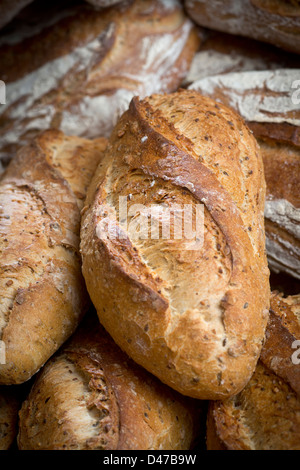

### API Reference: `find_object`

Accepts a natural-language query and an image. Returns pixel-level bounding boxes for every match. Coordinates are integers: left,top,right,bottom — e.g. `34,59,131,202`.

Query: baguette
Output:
80,89,270,400
0,129,107,385
18,311,203,450
189,69,300,279
184,0,300,54
0,0,200,168
206,291,300,450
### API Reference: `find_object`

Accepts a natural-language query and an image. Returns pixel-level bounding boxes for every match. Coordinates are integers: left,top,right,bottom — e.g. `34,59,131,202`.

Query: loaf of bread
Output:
80,89,270,400
190,69,300,280
182,29,299,87
0,0,34,30
0,129,107,385
0,0,200,169
260,291,300,396
18,311,203,450
0,385,22,449
206,291,300,450
184,0,300,54
206,361,300,450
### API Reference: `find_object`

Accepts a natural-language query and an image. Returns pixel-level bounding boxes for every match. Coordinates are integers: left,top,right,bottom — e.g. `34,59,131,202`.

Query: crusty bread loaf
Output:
206,291,300,450
0,385,22,449
80,89,270,400
184,0,300,54
260,291,300,396
206,361,300,450
18,311,203,450
0,0,200,168
189,69,300,280
182,29,299,87
0,0,34,30
0,129,107,385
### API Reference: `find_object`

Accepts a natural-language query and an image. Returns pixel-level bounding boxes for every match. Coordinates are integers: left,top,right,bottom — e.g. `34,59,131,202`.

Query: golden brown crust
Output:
80,89,270,400
205,402,227,451
257,133,300,279
247,122,300,150
256,137,300,208
207,291,300,450
18,312,203,450
206,361,300,450
260,138,300,278
260,291,300,396
0,130,107,385
189,69,300,280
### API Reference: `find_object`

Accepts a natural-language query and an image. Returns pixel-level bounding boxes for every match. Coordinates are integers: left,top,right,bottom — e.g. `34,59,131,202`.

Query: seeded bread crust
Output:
206,292,300,450
189,69,300,279
206,361,300,450
260,291,300,396
18,313,202,450
0,129,107,385
80,89,270,400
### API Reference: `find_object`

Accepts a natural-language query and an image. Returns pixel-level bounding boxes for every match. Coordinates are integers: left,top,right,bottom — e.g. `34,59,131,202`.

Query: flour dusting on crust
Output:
0,1,197,165
189,69,300,125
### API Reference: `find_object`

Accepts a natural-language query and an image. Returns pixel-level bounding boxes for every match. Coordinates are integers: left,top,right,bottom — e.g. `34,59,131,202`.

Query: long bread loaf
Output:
184,0,300,54
80,89,270,400
0,129,107,385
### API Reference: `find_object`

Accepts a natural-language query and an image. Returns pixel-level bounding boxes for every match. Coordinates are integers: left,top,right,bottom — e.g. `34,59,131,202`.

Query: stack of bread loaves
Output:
189,69,300,280
0,0,299,451
0,0,200,168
